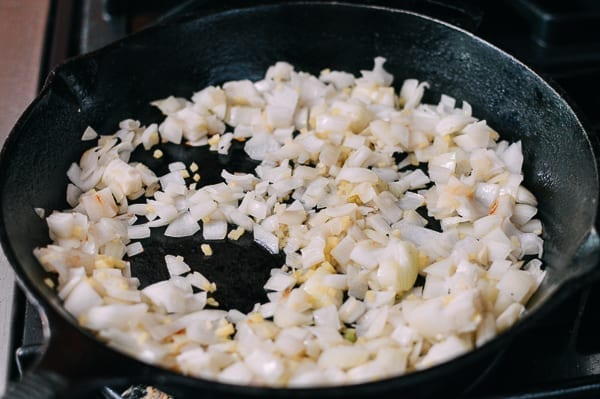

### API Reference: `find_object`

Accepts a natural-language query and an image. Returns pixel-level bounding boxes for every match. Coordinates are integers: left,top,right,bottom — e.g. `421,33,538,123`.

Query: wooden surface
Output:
0,0,50,394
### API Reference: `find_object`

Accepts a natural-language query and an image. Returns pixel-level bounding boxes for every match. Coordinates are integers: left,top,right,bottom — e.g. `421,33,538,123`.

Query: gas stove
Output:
1,1,600,398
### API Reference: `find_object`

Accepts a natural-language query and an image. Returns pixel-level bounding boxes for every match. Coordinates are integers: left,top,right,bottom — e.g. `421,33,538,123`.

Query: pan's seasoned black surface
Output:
1,2,600,398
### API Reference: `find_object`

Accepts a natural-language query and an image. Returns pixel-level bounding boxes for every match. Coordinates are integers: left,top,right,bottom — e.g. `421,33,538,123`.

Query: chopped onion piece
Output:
126,242,144,257
81,126,98,141
165,254,191,276
253,224,279,254
203,220,227,240
127,224,150,239
165,212,200,238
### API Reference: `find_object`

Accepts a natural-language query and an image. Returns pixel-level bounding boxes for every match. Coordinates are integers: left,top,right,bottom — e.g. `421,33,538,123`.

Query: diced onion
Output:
33,57,544,388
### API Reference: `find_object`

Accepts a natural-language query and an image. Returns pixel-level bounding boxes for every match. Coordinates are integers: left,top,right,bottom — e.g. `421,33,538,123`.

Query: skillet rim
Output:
0,1,598,395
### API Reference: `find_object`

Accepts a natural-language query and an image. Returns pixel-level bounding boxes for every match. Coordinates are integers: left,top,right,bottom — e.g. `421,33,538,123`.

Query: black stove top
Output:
9,1,600,398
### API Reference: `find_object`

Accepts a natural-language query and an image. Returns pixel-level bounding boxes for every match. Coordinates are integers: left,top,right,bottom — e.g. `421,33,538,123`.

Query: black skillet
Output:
2,1,600,398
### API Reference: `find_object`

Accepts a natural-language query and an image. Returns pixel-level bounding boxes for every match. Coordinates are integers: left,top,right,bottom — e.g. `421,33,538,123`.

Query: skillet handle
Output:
0,299,153,399
2,371,67,399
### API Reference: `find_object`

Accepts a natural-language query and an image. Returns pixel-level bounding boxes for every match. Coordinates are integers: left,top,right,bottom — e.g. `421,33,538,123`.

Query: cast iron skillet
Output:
2,2,600,398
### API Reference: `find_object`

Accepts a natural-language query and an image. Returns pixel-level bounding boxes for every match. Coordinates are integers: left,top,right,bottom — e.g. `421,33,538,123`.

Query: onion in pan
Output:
34,58,544,387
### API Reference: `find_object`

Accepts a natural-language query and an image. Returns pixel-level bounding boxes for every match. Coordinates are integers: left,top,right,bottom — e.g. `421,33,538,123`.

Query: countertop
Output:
0,0,50,394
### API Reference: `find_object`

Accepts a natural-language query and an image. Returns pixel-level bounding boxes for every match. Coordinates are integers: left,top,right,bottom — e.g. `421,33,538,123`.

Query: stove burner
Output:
512,0,600,47
479,0,600,68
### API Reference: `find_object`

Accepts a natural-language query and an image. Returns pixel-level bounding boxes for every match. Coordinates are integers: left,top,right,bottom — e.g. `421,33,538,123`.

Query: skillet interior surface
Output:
0,2,598,397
